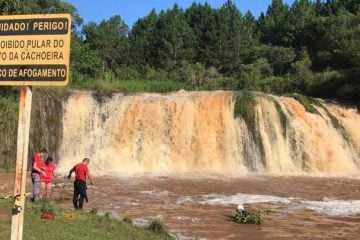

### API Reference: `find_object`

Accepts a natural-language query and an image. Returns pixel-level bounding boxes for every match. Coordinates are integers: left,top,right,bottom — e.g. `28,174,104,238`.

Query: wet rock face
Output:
30,89,68,163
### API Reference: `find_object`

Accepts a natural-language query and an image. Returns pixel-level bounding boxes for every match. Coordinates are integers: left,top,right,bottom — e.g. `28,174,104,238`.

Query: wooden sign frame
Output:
0,13,73,240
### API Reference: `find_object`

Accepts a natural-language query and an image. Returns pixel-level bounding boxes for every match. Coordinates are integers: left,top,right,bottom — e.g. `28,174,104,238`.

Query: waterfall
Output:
53,90,360,176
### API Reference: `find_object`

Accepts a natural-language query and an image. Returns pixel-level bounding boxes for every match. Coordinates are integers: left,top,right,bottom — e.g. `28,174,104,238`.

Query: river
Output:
1,173,360,239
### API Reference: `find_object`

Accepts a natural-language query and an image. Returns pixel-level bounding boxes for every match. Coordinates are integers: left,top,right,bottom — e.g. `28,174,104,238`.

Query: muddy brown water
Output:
1,173,360,240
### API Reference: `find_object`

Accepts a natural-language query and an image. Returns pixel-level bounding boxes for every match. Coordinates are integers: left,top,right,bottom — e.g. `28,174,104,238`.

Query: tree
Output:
243,11,258,39
323,0,350,16
71,38,102,78
291,48,313,91
343,0,360,14
83,15,129,72
265,46,296,75
127,10,158,67
0,0,82,26
185,3,217,66
0,0,28,14
213,0,256,74
286,0,316,48
258,0,290,46
306,13,360,70
151,4,195,69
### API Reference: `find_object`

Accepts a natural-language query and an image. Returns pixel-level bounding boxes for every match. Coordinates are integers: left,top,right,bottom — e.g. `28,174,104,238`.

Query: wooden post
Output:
11,86,32,240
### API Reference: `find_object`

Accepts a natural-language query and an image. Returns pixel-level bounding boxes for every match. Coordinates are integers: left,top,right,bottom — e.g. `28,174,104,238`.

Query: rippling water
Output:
78,175,360,239
2,173,360,239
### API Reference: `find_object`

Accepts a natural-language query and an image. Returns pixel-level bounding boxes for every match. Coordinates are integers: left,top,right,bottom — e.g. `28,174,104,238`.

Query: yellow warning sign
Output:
0,14,71,86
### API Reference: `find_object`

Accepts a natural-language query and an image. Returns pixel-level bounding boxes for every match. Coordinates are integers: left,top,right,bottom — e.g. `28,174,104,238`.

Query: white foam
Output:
184,193,360,217
199,193,293,205
302,199,360,217
176,196,194,205
176,216,201,223
140,190,154,195
132,218,151,227
140,190,171,196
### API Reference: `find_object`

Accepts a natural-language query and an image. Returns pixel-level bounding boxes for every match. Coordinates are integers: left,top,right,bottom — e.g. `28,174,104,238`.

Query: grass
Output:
0,199,172,240
0,168,15,173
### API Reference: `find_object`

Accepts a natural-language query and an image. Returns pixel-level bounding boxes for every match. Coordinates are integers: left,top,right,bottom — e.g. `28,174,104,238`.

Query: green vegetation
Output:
76,78,193,94
234,92,265,161
0,88,67,171
234,209,266,225
0,92,18,170
0,0,359,170
147,219,168,235
30,88,69,163
37,200,56,214
234,91,257,132
0,199,172,240
273,99,288,136
123,216,133,224
1,0,359,102
286,93,321,114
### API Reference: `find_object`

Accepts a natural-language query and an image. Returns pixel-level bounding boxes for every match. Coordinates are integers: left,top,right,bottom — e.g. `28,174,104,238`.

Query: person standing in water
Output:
67,158,94,209
40,157,56,200
31,148,47,201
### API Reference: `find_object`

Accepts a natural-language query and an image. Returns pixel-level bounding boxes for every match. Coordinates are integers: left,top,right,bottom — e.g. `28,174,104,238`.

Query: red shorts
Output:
41,180,52,185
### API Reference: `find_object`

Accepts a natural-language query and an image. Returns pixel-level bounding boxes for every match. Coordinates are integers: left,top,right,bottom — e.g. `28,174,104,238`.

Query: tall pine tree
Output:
258,0,290,45
151,4,195,69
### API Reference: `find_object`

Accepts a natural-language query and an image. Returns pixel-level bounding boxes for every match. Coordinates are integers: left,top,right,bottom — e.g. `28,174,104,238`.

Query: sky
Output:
65,0,295,27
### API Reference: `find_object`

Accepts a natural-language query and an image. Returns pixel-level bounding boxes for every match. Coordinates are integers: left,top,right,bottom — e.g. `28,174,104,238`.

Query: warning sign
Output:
0,14,71,86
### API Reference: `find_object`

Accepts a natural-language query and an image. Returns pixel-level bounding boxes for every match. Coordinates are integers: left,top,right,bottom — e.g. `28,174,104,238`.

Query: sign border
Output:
0,13,71,87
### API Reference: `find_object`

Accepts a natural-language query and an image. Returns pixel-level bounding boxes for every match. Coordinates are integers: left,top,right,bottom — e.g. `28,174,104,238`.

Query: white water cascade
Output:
55,91,360,176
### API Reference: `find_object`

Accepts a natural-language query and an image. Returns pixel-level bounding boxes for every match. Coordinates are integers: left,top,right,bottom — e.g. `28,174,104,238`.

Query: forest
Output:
0,0,359,101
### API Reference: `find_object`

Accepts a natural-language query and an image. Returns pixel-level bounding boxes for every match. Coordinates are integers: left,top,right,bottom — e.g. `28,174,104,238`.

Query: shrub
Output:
202,77,238,90
123,216,133,224
41,201,55,214
265,46,296,75
70,71,90,88
234,209,265,225
204,66,221,82
147,219,167,234
115,66,141,81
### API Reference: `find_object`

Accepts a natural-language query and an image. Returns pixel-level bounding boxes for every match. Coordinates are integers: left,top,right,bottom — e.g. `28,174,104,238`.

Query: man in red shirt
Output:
31,148,47,202
67,158,94,209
